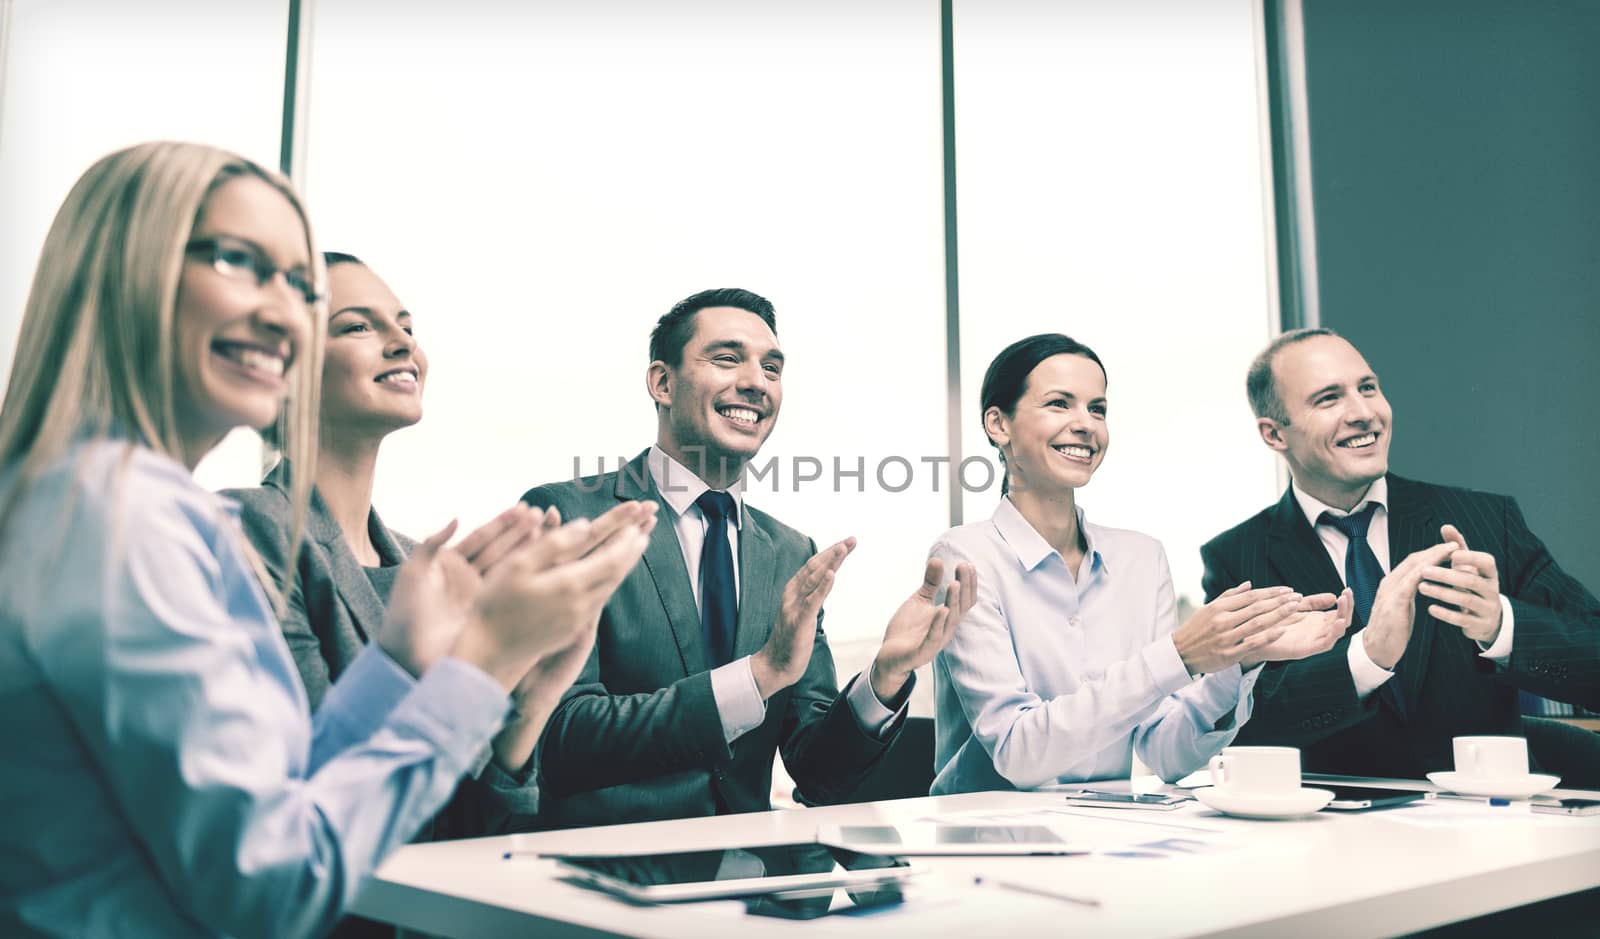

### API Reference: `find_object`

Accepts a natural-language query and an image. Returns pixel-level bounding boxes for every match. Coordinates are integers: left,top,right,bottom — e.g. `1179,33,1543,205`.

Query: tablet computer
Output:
817,823,1087,856
1321,785,1432,810
546,843,913,903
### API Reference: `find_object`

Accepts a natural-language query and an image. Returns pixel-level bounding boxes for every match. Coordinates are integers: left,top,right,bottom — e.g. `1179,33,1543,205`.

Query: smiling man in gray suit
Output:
520,287,976,829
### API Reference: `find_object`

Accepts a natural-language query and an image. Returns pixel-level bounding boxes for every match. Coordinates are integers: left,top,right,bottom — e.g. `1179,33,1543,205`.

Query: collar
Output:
647,444,744,527
1292,475,1389,528
991,495,1106,574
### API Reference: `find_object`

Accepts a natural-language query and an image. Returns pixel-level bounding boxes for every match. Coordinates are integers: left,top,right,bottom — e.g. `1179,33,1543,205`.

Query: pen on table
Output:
973,876,1101,908
1430,793,1514,806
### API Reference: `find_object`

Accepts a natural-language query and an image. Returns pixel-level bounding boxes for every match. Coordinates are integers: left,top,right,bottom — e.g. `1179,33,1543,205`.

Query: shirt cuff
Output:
476,754,541,814
308,644,418,770
1225,663,1263,730
1476,595,1515,664
1192,663,1255,732
1148,636,1196,694
845,670,907,738
390,657,515,771
1348,630,1396,700
712,656,767,744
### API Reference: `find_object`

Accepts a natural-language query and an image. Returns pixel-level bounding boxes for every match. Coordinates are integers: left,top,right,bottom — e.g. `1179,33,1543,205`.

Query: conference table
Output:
350,776,1600,938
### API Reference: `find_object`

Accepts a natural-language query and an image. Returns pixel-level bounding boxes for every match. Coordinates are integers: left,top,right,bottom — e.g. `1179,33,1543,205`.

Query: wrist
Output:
1361,626,1401,670
1477,609,1504,646
375,633,424,679
1170,626,1198,677
750,651,783,700
869,659,908,704
490,714,544,774
449,618,526,692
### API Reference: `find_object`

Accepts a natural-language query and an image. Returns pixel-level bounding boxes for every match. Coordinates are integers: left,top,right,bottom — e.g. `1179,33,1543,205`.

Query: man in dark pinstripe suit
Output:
1201,329,1600,781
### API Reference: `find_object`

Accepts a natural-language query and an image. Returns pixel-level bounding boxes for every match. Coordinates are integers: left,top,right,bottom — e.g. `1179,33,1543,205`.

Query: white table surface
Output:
350,777,1600,938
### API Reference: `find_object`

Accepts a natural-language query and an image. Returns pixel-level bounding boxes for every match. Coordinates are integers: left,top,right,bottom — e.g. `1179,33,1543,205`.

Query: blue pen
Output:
1433,793,1514,807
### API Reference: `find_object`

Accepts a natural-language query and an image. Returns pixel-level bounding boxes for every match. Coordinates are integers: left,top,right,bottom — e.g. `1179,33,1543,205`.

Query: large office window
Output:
952,0,1279,609
301,0,948,654
0,0,290,490
0,0,1281,660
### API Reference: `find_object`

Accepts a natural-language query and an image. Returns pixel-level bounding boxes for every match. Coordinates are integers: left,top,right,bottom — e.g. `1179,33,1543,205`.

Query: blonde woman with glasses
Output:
0,141,653,938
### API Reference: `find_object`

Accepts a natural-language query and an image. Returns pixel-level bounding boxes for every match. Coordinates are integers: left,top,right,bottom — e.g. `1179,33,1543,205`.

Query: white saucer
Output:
1193,786,1334,820
1426,771,1561,800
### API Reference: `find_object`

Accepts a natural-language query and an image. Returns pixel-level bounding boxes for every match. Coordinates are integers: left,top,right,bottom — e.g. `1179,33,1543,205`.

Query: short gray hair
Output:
1246,327,1338,425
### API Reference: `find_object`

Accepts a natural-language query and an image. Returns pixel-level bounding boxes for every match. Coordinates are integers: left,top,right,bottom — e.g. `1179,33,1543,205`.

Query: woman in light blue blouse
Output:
0,141,653,938
930,334,1352,794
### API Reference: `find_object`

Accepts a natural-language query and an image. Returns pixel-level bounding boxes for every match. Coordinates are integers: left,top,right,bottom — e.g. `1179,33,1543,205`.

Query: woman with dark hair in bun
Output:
928,333,1352,794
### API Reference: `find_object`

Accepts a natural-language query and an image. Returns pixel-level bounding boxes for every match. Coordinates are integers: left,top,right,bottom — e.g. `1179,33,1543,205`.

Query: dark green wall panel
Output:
1298,0,1600,588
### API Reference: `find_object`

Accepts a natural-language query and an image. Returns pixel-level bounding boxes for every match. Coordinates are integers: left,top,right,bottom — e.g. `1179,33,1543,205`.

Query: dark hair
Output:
649,287,777,368
322,251,363,269
980,334,1106,494
1246,327,1338,425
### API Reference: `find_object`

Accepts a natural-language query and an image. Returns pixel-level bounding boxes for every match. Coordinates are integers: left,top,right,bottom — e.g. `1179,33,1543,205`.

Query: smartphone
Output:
1062,790,1190,811
1531,798,1600,817
1321,785,1431,811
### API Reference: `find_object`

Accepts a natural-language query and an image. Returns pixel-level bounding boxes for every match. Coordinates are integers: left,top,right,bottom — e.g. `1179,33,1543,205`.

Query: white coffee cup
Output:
1453,736,1529,779
1208,746,1301,796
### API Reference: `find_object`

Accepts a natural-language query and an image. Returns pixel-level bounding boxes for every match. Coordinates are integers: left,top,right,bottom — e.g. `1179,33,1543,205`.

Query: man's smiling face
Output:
653,305,784,482
1265,334,1393,506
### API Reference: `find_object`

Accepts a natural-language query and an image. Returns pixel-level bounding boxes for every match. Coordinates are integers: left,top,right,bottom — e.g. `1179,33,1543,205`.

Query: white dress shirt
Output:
646,447,898,743
1291,477,1514,700
929,497,1262,792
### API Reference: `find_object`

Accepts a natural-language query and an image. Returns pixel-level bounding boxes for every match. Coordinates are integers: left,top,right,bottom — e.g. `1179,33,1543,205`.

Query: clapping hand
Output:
1240,588,1352,666
1419,524,1503,644
1172,583,1303,676
378,504,545,677
460,500,656,689
868,557,978,703
1362,541,1458,668
751,538,856,699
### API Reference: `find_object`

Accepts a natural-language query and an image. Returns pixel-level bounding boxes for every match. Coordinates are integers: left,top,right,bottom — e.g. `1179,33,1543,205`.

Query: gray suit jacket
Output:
226,462,537,839
521,449,897,830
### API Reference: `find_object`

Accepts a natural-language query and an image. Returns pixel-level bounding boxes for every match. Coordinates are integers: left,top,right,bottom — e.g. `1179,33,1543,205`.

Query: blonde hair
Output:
0,141,324,609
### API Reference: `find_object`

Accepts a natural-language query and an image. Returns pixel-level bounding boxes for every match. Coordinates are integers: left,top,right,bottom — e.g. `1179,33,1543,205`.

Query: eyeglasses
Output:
185,235,323,307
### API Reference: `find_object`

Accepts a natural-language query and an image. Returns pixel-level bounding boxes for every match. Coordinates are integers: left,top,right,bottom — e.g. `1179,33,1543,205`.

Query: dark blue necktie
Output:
696,490,738,668
1319,503,1405,716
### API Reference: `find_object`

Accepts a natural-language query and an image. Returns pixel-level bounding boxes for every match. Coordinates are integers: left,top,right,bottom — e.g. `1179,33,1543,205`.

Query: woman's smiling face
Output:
173,175,314,464
319,261,428,437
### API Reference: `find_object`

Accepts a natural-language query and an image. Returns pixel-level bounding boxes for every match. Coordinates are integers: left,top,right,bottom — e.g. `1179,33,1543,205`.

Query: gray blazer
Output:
226,462,537,839
521,449,898,830
228,463,413,709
